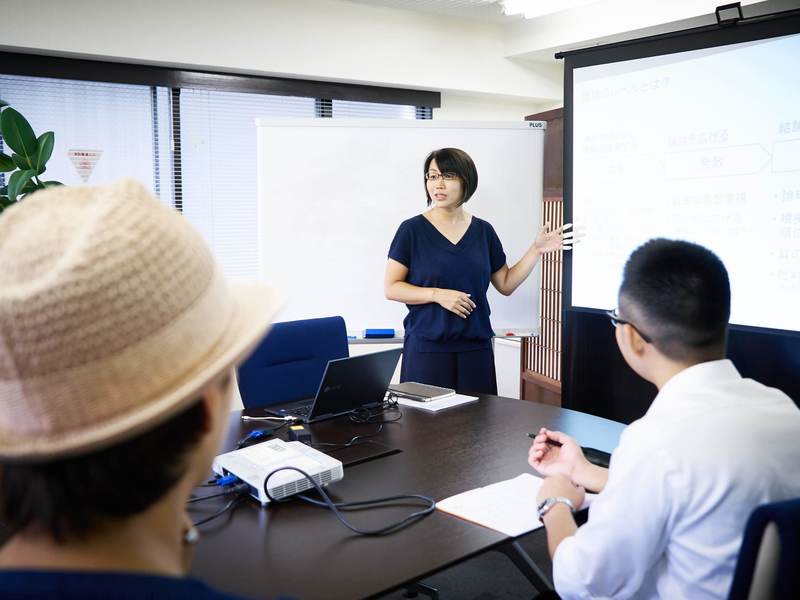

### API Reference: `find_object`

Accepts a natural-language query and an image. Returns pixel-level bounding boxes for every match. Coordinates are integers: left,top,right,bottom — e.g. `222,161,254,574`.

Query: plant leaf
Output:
0,108,38,162
43,180,64,188
7,169,34,202
0,153,14,172
34,131,55,174
0,99,8,108
0,196,15,212
12,153,32,171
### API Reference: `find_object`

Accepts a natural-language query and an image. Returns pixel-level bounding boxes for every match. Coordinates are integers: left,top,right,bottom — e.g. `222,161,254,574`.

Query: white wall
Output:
0,0,562,107
3,1,784,124
435,92,560,122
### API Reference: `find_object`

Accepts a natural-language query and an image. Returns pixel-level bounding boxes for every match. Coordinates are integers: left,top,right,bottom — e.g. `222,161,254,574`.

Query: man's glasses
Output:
605,309,653,343
425,172,459,182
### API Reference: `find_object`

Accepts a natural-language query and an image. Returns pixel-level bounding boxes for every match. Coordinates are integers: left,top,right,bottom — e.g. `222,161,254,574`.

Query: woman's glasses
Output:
425,172,459,182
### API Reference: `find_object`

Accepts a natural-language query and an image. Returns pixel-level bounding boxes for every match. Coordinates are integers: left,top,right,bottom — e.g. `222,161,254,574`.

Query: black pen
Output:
526,431,562,447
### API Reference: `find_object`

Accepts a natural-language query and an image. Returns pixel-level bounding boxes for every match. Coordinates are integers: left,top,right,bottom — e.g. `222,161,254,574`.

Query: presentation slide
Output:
571,32,800,332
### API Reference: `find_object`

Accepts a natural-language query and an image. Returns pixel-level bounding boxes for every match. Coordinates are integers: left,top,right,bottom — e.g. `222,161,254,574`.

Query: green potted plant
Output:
0,100,63,213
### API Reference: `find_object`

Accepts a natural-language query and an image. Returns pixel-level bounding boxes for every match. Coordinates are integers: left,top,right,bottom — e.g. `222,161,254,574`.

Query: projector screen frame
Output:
559,8,800,422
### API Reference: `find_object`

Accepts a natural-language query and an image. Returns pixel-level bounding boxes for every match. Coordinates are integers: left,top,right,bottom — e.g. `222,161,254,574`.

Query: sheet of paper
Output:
396,393,479,412
437,473,595,538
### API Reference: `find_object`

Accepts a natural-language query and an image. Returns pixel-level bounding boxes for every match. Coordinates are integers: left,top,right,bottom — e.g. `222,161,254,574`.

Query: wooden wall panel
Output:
522,109,563,403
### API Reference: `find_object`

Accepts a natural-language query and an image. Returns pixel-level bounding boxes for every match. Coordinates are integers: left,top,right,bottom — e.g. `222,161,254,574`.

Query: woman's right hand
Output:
433,288,476,318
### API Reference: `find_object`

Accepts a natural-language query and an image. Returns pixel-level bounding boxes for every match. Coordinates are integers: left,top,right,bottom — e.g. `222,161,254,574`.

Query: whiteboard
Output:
256,119,544,336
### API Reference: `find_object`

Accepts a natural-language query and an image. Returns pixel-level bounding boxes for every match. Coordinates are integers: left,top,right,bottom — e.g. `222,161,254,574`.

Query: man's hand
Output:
528,427,586,480
537,473,585,509
433,288,476,318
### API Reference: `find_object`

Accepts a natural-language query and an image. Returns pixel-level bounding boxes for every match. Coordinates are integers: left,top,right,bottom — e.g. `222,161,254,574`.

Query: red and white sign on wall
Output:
67,149,103,183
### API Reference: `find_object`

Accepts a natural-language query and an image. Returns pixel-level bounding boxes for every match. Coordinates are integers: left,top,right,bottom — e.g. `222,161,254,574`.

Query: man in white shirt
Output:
529,238,800,599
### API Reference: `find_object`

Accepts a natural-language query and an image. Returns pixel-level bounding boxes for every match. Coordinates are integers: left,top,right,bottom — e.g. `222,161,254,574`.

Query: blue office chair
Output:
728,497,800,600
237,315,349,408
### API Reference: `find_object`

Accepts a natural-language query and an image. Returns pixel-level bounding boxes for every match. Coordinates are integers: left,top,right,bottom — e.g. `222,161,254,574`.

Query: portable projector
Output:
213,439,344,505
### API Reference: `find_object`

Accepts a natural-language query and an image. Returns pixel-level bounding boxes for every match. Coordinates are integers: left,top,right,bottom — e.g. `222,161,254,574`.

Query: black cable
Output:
236,421,289,449
191,495,245,527
346,392,403,425
349,405,402,425
264,466,436,536
310,425,385,450
188,482,249,504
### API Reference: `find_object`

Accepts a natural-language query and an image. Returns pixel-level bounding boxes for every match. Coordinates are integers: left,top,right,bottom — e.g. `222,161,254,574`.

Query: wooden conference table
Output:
190,396,625,599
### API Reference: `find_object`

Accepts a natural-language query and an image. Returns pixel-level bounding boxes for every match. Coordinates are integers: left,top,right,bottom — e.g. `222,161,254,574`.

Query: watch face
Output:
537,498,552,517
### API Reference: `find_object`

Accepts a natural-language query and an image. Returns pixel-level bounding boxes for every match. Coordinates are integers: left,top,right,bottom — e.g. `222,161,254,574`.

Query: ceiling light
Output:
499,0,600,20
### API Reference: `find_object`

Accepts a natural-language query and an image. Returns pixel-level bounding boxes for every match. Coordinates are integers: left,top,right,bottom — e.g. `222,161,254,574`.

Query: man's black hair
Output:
619,238,730,362
0,399,206,542
423,148,478,207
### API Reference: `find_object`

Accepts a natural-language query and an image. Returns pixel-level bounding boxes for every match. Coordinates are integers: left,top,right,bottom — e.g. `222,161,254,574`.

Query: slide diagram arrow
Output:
663,143,774,180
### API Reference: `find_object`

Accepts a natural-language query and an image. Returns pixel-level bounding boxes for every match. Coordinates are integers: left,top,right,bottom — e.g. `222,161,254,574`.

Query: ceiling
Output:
344,0,784,64
344,0,516,23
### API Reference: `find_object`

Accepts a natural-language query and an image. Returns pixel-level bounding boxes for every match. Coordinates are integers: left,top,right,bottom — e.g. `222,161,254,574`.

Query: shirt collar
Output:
644,359,741,419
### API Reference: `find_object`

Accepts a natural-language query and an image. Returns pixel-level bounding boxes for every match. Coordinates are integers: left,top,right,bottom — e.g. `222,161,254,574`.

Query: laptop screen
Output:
309,348,402,419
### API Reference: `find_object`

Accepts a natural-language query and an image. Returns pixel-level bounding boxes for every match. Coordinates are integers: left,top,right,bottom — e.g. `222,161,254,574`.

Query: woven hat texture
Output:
0,179,283,460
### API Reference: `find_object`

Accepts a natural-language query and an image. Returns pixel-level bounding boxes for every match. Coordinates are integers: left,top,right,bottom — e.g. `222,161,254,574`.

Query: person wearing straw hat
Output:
0,179,283,598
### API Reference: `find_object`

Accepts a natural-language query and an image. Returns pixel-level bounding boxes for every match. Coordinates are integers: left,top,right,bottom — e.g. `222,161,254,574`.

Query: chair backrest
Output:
237,316,349,408
728,497,800,600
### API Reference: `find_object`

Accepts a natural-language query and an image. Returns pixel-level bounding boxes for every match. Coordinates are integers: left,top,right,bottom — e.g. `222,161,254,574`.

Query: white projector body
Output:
213,439,343,505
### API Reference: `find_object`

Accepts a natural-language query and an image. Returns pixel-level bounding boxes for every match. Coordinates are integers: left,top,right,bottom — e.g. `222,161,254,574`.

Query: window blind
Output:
178,89,316,281
0,75,172,205
332,99,419,119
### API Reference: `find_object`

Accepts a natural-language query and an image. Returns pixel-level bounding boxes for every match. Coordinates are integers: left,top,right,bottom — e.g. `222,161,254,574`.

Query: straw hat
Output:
0,179,284,461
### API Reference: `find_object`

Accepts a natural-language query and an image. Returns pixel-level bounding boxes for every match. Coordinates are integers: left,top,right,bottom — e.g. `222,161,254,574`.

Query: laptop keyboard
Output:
271,403,312,417
289,405,311,417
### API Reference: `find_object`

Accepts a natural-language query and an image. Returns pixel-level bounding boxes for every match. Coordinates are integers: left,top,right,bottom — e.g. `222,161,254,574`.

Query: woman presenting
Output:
384,147,572,395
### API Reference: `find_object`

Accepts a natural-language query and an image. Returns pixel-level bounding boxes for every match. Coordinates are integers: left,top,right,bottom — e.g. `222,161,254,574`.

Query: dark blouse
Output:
388,214,506,352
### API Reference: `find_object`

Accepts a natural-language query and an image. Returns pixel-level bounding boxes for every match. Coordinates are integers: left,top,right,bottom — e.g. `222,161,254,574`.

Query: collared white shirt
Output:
553,360,800,600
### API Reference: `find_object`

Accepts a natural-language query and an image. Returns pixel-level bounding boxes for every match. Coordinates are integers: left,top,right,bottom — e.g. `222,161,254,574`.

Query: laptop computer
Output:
264,348,402,423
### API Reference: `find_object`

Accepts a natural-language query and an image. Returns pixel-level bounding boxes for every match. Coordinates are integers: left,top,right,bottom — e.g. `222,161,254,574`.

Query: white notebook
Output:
437,473,594,537
388,381,455,402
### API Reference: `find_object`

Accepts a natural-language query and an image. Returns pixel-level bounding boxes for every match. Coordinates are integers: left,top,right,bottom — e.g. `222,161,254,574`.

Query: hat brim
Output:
3,283,285,461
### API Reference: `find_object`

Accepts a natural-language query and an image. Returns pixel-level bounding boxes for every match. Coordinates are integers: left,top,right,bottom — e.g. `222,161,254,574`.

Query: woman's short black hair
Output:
424,148,478,207
0,399,206,543
619,238,730,362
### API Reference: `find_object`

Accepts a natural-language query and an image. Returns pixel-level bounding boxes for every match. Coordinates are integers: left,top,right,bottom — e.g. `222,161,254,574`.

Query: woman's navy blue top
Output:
388,215,506,352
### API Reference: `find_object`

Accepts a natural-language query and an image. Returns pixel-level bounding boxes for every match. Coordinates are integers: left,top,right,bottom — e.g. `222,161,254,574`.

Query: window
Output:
0,75,173,206
332,99,418,119
179,89,316,280
1,66,435,282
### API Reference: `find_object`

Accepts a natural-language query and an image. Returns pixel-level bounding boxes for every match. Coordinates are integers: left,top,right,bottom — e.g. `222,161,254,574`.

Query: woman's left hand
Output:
534,222,574,254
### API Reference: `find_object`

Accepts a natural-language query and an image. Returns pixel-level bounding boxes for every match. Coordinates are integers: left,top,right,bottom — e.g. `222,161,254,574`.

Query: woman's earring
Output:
184,525,200,545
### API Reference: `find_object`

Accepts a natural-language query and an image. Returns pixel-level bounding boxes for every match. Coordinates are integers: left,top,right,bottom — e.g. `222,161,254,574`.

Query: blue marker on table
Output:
363,328,395,339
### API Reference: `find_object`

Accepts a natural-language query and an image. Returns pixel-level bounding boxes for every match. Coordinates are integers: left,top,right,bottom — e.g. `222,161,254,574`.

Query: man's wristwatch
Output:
537,496,576,519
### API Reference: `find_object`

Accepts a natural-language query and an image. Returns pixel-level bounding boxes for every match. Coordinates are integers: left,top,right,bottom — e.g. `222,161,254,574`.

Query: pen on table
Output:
526,431,562,447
